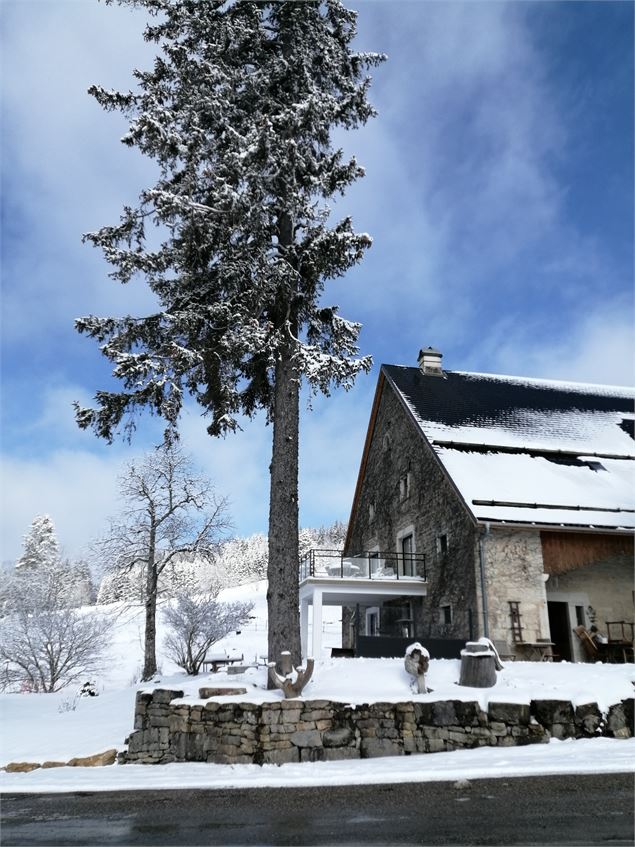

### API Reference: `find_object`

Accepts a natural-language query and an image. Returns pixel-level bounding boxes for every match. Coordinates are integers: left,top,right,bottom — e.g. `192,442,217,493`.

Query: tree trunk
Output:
267,336,301,680
142,530,158,681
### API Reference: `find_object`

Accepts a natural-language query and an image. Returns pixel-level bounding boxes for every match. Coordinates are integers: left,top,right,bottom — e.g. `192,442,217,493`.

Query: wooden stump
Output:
268,651,314,698
458,642,497,688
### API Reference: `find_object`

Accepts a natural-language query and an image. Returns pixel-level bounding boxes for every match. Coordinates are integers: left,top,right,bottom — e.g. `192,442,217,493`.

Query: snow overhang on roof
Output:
383,365,635,531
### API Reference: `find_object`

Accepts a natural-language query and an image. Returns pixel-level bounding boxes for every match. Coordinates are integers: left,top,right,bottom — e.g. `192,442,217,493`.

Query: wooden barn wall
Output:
540,531,634,575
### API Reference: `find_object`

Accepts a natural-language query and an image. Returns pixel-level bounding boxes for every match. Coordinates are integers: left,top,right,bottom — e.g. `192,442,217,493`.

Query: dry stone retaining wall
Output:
121,689,634,765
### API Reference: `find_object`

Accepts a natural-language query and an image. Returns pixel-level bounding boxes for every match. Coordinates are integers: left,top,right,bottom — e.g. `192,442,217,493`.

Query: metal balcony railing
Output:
299,549,427,583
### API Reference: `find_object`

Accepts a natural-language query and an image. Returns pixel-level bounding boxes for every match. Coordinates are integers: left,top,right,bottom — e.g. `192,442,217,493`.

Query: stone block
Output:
531,699,574,728
574,703,602,736
67,749,117,768
361,738,402,758
489,721,508,737
621,698,634,731
290,729,322,748
152,688,184,705
488,702,530,726
606,703,629,737
323,747,361,761
471,727,494,741
431,701,458,726
262,747,299,765
426,738,446,753
323,726,354,748
316,719,332,731
300,747,326,763
549,723,576,740
453,701,483,726
300,700,332,709
5,762,41,773
301,710,332,722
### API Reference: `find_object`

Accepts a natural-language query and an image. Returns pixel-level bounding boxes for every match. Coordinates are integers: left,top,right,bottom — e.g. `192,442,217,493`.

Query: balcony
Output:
299,549,427,583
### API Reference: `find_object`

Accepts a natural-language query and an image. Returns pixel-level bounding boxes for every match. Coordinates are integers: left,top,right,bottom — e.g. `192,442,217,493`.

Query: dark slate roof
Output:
381,365,635,530
382,366,633,430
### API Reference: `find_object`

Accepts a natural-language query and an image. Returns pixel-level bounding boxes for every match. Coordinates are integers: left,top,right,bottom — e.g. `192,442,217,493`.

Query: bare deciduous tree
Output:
163,590,253,676
97,443,231,680
0,566,112,693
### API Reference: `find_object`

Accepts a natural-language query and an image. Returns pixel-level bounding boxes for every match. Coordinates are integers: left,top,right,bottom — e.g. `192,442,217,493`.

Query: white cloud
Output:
475,297,634,387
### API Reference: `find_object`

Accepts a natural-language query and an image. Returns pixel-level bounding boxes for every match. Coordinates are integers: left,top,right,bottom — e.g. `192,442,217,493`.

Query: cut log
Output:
458,641,497,688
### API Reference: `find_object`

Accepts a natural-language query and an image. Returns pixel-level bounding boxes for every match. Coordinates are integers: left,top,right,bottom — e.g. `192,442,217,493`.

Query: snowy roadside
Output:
2,583,633,793
2,738,633,793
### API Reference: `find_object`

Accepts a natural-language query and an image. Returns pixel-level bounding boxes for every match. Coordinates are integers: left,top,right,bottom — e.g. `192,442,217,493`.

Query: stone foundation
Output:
120,689,634,765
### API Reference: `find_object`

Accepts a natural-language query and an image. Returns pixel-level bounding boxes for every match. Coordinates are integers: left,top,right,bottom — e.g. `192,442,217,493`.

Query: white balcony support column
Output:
311,589,323,660
300,597,310,659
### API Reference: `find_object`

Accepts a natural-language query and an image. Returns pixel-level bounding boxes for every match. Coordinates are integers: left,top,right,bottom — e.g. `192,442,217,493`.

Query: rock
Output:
41,761,67,769
453,778,471,790
574,703,602,736
488,702,530,726
67,749,117,767
531,699,574,728
290,729,322,748
323,726,354,748
5,762,41,773
198,687,247,698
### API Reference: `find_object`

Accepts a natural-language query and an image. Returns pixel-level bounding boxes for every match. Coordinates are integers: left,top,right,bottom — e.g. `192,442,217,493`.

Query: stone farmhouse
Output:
299,349,634,662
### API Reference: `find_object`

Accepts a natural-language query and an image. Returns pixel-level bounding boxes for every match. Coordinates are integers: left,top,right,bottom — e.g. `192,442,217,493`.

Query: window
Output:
441,604,452,625
399,472,411,501
368,502,375,521
366,607,380,636
383,433,391,450
575,605,585,626
436,534,448,556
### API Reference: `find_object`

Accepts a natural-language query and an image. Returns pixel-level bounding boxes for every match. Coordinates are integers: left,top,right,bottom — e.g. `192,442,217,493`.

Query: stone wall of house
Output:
345,380,480,643
546,558,634,630
482,528,549,652
120,689,634,765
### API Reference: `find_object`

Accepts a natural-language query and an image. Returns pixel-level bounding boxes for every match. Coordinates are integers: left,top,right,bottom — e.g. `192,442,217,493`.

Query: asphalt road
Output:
2,773,633,846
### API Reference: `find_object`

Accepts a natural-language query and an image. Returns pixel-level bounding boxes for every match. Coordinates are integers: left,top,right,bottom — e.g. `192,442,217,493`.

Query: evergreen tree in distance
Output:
16,515,61,572
75,0,384,669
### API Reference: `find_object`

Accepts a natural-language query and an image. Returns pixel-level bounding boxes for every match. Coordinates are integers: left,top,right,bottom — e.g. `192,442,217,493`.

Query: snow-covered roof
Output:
382,365,635,531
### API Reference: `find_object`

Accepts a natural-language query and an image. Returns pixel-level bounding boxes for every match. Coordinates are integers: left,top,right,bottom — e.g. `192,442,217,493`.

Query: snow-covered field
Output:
2,579,633,792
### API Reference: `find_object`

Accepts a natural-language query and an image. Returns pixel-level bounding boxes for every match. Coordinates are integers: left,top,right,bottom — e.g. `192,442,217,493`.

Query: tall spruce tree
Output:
76,0,384,668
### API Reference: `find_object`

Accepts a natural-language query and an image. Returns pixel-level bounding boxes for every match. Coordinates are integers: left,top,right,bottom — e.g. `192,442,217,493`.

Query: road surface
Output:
2,772,633,846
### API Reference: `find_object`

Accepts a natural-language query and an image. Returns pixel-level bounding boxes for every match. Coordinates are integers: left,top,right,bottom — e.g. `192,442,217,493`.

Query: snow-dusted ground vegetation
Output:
1,578,633,793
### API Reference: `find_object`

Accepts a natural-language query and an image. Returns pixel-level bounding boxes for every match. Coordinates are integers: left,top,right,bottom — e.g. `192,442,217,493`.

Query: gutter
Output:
478,522,491,638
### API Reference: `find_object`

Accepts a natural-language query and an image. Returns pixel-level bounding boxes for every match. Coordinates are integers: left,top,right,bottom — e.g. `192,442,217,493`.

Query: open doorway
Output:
547,601,572,662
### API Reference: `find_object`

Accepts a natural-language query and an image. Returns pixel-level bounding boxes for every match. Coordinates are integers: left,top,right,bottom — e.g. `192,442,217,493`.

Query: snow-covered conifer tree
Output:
16,515,61,572
76,1,384,669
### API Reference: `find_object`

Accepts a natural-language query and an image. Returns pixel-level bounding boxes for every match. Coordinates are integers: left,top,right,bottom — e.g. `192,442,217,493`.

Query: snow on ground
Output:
3,739,634,794
1,579,634,792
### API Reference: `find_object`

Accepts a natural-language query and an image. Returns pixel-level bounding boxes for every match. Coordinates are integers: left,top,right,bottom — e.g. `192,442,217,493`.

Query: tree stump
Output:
458,641,497,688
268,651,314,698
404,642,430,693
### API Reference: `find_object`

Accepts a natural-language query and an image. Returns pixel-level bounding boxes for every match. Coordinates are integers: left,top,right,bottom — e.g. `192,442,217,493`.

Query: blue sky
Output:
1,1,633,561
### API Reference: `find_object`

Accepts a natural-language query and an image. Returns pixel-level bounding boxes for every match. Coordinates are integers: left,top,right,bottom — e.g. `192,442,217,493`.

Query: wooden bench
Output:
201,654,244,673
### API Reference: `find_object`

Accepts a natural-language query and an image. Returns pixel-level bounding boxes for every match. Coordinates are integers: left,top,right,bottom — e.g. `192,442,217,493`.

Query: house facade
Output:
338,348,634,662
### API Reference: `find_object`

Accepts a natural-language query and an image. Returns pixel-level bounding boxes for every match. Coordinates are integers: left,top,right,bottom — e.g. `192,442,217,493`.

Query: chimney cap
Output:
418,346,442,358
